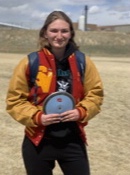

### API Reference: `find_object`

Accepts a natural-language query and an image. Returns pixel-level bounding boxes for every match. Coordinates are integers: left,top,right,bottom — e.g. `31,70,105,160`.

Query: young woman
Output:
6,11,104,175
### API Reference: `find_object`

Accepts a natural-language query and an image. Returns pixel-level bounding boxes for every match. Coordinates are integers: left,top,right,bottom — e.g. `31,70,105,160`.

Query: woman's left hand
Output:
60,109,80,122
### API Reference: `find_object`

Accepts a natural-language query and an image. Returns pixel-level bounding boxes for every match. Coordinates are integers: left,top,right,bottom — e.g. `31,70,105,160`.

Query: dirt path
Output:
0,53,130,175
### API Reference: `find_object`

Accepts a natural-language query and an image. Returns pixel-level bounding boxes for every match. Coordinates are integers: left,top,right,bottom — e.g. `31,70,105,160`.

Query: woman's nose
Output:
57,31,62,39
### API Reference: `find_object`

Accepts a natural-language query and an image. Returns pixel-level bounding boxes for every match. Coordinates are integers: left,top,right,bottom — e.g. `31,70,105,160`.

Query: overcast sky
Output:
0,0,130,29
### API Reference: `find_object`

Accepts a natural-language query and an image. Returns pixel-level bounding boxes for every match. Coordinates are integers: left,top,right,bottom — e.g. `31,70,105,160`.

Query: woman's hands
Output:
60,109,80,122
41,109,80,126
41,113,61,126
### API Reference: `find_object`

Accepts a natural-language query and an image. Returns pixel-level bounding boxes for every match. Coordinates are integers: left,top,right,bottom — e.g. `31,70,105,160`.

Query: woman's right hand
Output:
41,113,61,126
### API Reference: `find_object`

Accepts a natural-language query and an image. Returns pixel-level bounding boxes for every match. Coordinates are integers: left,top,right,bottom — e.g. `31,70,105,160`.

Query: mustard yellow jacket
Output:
6,54,104,127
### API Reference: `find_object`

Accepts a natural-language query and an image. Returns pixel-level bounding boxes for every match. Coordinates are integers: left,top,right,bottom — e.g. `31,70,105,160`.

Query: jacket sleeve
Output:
6,57,41,127
76,57,104,122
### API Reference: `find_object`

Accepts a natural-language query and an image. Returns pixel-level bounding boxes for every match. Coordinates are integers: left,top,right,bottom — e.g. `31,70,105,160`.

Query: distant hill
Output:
0,28,38,54
0,27,130,57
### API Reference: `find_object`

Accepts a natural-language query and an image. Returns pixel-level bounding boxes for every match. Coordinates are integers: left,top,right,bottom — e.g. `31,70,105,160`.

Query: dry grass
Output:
0,53,130,175
0,28,130,56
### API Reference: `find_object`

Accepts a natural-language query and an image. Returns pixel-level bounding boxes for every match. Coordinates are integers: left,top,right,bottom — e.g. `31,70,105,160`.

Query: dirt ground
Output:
0,53,130,175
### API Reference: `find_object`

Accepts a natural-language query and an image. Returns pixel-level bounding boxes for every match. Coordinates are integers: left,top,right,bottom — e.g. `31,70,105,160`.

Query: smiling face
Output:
45,19,71,51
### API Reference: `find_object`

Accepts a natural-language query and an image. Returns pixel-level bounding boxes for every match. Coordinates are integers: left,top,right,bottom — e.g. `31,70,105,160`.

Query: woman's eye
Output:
49,29,69,33
50,29,58,33
61,30,69,33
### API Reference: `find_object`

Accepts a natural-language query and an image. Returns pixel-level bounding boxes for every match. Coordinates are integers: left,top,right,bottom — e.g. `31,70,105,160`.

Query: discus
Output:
43,92,75,114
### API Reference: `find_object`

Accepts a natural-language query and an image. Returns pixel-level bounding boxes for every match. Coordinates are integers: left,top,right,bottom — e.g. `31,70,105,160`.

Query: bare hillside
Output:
0,27,130,56
0,28,39,54
75,30,130,56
